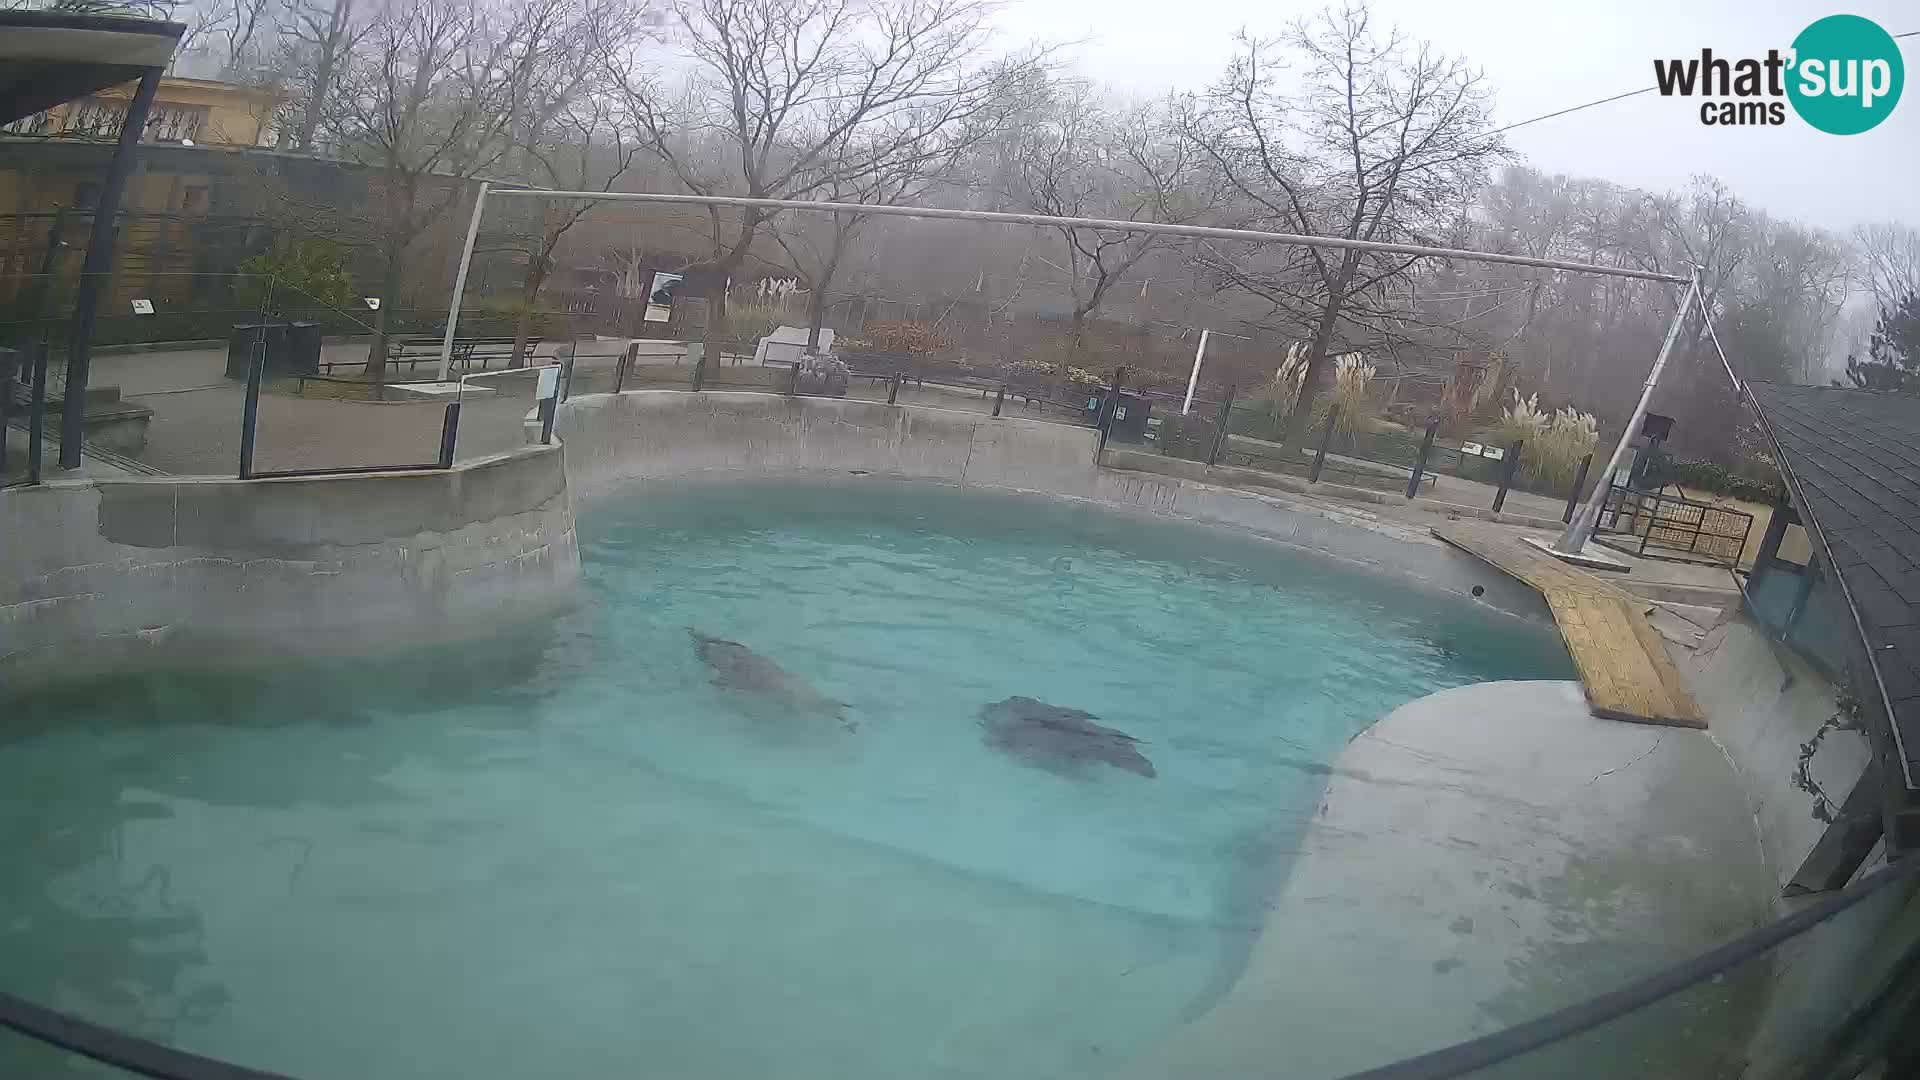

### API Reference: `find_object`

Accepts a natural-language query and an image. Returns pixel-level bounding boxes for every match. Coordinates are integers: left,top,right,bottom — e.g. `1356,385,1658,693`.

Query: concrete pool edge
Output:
551,390,1558,627
0,444,580,692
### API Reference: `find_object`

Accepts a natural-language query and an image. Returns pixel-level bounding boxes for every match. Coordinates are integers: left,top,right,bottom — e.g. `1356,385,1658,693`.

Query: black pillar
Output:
60,67,163,470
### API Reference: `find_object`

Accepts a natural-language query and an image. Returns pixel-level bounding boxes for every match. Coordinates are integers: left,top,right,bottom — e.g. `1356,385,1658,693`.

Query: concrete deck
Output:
1120,681,1773,1079
1434,522,1705,728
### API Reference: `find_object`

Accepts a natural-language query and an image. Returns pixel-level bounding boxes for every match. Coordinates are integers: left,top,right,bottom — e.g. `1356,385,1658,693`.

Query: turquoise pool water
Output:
0,480,1573,1079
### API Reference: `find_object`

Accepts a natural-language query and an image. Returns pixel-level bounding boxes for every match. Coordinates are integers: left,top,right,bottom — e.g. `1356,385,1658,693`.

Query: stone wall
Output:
1,445,579,691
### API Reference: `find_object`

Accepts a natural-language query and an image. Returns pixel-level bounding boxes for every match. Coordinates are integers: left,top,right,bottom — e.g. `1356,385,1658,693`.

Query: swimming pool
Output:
0,479,1574,1079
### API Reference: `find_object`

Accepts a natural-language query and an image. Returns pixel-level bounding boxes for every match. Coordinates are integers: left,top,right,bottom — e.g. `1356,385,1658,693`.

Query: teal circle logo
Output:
1787,14,1904,135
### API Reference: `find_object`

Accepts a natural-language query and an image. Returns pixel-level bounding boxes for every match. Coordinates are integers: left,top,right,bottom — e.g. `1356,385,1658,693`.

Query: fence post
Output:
25,343,49,484
538,393,557,445
887,371,901,405
1492,439,1525,513
1208,383,1236,466
992,383,1005,417
1310,405,1341,484
1095,366,1129,457
1563,452,1595,523
238,349,264,479
1406,416,1439,500
438,400,461,468
615,342,633,394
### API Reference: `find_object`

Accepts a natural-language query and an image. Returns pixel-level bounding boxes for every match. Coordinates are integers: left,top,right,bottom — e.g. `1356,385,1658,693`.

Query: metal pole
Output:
1564,453,1595,524
1208,383,1236,466
1555,277,1700,554
1310,405,1341,483
614,342,632,394
26,343,49,484
485,188,1689,285
238,350,264,479
437,400,461,468
6,210,69,476
437,180,490,383
1181,329,1210,415
61,67,163,470
1095,367,1128,457
1493,439,1524,513
1406,416,1439,500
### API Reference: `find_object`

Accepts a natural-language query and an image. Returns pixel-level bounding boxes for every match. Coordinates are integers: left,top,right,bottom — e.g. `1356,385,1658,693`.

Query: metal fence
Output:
1595,484,1755,567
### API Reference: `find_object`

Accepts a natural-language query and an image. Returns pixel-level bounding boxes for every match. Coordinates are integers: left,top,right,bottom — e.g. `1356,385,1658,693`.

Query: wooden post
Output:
1493,439,1524,513
1563,453,1595,523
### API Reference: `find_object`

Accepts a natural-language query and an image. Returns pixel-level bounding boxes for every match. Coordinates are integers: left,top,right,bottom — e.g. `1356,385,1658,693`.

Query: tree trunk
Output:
1280,297,1346,453
363,256,401,381
511,261,547,369
700,279,729,378
805,285,828,350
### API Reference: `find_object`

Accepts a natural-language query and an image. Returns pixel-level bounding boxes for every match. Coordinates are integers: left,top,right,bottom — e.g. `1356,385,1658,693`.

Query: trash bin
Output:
284,321,324,376
1083,386,1152,442
226,322,288,380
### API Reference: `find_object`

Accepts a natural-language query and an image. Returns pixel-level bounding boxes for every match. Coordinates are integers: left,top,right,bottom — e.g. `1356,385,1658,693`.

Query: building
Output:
0,74,276,148
1743,381,1920,882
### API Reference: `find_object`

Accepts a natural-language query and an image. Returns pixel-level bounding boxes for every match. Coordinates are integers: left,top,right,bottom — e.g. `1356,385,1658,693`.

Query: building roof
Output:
0,11,182,126
1745,381,1920,795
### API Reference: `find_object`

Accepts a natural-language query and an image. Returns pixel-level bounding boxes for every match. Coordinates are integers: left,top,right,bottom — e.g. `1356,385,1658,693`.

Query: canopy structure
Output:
0,9,184,473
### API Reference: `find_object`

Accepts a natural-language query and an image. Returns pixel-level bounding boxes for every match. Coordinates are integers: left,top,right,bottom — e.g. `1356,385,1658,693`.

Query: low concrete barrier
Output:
1,445,579,691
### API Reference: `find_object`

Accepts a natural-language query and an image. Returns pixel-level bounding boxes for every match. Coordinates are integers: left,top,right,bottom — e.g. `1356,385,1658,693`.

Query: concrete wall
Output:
1,446,579,691
1686,617,1872,893
552,390,1554,624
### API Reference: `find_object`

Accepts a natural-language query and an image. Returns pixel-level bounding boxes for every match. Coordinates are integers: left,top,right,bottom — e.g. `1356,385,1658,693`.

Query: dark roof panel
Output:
1746,381,1920,790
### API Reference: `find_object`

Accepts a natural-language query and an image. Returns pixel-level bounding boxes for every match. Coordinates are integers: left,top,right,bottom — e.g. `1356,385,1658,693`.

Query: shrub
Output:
1645,453,1778,503
1527,406,1600,490
1480,388,1548,449
234,237,353,316
1323,353,1380,434
864,320,951,354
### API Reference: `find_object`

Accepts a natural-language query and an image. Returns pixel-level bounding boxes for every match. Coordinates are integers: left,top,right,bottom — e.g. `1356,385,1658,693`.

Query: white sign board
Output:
645,272,682,324
130,299,154,315
535,365,559,401
363,297,382,311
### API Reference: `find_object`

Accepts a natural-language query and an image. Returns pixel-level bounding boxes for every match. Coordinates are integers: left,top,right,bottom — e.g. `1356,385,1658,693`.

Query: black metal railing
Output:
1595,484,1754,567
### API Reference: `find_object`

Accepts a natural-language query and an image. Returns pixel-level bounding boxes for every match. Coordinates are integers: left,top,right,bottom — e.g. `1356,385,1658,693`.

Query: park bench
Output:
316,336,544,376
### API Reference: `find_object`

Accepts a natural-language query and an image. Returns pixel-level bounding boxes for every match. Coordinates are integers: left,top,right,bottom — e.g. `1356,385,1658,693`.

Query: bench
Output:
316,336,545,376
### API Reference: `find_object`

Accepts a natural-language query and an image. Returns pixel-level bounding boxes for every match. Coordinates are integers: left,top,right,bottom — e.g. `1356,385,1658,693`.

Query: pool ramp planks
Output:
1432,523,1706,729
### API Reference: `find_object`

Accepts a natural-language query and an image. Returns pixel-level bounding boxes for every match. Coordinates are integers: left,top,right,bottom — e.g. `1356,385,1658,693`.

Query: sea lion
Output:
979,696,1155,778
689,629,854,731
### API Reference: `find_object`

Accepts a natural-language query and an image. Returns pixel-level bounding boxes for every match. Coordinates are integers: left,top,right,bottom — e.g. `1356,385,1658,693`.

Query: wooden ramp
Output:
1433,523,1705,729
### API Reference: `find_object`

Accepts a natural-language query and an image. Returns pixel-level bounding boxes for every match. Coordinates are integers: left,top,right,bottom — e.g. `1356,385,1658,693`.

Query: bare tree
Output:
1856,222,1920,314
322,0,524,377
1184,2,1506,451
503,0,654,365
1013,83,1214,352
281,0,365,153
605,0,1027,371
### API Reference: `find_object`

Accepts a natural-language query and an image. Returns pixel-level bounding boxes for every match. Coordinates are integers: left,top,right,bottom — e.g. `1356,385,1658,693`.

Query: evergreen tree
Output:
1842,291,1920,392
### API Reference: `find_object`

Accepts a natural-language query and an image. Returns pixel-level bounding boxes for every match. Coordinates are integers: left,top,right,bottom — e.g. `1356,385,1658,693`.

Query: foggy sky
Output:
994,0,1918,235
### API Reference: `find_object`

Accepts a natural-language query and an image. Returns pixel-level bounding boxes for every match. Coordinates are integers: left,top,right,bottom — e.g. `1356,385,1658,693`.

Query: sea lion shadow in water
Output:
979,696,1156,778
687,629,856,733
